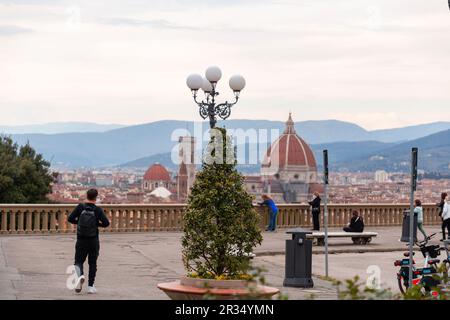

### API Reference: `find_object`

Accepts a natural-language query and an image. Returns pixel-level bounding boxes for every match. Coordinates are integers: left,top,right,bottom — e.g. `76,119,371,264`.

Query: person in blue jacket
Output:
259,194,279,232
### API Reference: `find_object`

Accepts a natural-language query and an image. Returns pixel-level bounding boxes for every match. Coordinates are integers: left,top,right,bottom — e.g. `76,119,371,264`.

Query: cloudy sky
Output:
1,0,449,130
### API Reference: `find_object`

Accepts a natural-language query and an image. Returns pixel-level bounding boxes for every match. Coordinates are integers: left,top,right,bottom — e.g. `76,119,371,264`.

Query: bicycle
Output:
395,233,446,295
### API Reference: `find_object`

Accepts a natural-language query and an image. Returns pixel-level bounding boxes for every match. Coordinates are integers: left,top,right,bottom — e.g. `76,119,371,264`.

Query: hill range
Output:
3,120,450,173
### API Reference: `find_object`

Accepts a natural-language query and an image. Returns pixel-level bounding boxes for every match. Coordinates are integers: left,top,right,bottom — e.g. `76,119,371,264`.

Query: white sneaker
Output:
88,286,97,294
74,275,85,293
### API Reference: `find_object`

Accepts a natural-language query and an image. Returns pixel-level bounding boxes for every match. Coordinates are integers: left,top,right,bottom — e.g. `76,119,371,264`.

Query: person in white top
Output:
442,194,450,240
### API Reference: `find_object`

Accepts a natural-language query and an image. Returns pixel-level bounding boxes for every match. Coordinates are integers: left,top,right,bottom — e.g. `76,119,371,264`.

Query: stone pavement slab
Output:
0,225,443,300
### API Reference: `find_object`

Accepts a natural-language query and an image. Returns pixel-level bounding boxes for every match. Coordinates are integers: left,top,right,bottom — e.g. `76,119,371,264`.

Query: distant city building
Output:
95,173,113,187
374,170,390,183
177,136,197,201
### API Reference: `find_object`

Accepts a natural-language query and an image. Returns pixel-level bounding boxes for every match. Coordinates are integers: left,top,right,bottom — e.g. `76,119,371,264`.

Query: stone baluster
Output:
124,210,131,232
9,210,16,234
148,208,154,232
0,209,7,234
173,208,180,230
395,207,401,226
58,209,67,233
146,208,151,231
113,209,118,231
165,208,171,231
132,210,138,232
302,208,307,228
160,208,165,230
170,209,177,231
33,210,41,233
17,210,23,233
117,209,124,232
25,210,32,234
138,209,144,232
293,208,299,226
49,210,56,233
39,209,47,233
159,209,164,231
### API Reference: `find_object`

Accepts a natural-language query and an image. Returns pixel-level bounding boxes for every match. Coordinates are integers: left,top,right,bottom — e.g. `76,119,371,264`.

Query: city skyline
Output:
1,0,450,130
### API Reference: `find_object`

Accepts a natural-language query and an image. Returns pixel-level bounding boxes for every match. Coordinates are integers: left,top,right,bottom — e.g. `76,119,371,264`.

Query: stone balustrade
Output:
0,203,442,235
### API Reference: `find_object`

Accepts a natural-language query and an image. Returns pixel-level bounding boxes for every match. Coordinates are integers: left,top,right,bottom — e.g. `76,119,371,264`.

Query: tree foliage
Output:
182,128,263,279
0,136,54,203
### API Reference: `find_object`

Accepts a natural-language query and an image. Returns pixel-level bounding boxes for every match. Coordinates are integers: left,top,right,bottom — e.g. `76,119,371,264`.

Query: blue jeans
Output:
268,210,278,231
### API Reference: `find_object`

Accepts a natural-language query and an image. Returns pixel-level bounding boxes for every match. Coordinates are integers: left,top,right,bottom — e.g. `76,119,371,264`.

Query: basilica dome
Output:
263,113,317,170
143,163,171,182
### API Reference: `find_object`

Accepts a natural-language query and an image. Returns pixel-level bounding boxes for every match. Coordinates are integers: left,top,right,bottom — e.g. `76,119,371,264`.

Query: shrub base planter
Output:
158,277,280,300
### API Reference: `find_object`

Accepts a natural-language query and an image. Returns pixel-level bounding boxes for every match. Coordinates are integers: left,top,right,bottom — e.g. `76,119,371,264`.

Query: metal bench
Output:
307,232,378,246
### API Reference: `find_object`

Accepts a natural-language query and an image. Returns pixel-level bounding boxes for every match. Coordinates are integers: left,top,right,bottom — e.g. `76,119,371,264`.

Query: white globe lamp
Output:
205,66,222,83
186,74,203,91
229,75,246,92
201,78,213,93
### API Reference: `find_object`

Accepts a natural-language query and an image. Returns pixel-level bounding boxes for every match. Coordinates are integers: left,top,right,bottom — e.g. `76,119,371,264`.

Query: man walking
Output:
68,189,110,294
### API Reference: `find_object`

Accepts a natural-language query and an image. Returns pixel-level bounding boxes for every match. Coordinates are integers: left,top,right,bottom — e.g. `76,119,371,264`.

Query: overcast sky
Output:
1,0,449,130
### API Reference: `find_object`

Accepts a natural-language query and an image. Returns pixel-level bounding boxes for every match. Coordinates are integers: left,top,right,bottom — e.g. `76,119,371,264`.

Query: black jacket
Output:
68,203,110,238
438,201,445,217
308,197,321,212
349,216,364,232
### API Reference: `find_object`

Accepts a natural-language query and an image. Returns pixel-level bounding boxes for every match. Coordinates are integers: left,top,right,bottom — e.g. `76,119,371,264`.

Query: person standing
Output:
438,193,448,241
414,199,427,241
308,192,321,231
68,189,110,294
442,194,450,241
259,194,279,232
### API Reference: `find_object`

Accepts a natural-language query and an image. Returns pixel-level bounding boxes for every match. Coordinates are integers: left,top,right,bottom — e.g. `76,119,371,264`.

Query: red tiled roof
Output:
263,113,317,168
143,163,171,181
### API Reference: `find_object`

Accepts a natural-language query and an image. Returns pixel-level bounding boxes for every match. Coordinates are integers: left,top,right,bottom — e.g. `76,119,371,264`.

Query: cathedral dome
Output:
143,163,171,181
263,113,317,169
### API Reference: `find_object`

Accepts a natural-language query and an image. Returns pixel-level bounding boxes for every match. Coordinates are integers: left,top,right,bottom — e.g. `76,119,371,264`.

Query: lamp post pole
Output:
323,149,330,278
186,66,246,129
409,147,419,288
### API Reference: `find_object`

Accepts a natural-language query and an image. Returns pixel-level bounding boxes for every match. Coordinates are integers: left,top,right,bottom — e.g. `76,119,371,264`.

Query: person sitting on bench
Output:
344,211,364,233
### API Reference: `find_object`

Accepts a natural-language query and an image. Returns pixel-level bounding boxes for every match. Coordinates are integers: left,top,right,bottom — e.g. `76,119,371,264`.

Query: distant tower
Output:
177,136,196,200
177,161,188,200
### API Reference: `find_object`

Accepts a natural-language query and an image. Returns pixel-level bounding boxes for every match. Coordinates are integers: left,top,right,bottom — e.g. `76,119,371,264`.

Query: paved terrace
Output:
0,226,443,300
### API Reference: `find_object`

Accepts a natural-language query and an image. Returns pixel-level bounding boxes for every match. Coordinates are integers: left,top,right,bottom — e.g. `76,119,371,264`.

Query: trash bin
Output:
283,228,314,288
401,209,418,243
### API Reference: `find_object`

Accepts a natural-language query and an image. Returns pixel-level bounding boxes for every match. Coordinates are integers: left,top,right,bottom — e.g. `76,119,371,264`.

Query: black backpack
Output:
77,205,98,237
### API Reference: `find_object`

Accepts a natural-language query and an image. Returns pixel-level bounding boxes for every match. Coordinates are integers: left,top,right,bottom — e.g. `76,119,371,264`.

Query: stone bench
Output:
307,232,378,246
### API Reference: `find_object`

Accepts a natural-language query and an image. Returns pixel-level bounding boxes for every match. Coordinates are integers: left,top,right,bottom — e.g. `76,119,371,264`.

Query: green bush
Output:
181,128,263,279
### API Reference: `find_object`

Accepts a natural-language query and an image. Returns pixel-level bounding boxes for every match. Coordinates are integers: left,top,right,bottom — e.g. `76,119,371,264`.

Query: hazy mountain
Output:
0,122,125,134
337,130,450,173
7,119,450,169
121,131,450,174
370,122,450,143
311,141,397,167
9,119,369,168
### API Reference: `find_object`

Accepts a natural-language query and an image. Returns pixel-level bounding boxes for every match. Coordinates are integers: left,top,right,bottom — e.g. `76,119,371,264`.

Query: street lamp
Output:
186,66,246,129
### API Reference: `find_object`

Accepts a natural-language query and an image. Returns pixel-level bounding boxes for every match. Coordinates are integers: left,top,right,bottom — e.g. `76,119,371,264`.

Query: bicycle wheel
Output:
398,274,408,295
